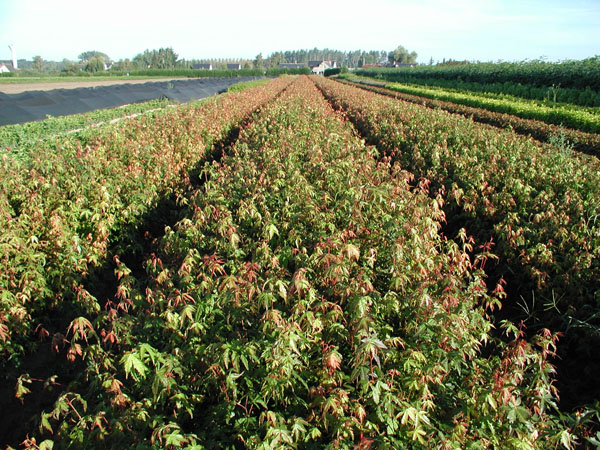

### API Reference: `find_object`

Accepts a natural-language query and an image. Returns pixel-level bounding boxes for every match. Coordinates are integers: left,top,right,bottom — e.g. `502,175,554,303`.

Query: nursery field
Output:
1,75,600,448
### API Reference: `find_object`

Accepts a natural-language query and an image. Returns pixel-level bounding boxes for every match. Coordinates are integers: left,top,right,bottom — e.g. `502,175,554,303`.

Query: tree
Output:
113,58,135,71
62,59,80,74
157,47,179,68
33,55,44,72
79,50,110,63
268,52,284,68
254,53,264,69
388,45,418,65
85,56,105,72
133,48,179,69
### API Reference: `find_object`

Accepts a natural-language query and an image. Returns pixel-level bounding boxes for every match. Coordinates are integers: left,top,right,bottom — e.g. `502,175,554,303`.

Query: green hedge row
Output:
355,57,600,91
358,75,600,107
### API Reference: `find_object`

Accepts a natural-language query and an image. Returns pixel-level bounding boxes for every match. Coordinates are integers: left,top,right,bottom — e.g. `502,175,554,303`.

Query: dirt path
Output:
0,78,187,94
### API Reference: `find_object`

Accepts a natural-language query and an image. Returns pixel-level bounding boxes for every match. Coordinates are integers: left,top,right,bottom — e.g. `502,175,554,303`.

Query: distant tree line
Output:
259,48,390,68
10,45,419,76
63,47,401,74
187,48,399,71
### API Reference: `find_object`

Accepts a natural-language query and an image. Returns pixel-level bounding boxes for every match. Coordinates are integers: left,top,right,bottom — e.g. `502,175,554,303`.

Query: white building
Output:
308,60,337,75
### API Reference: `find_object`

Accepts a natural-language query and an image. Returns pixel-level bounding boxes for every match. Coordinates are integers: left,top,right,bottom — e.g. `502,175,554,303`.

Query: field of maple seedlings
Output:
1,75,600,448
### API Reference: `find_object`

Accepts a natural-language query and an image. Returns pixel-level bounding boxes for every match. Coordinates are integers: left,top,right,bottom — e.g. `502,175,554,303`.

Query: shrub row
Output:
338,78,600,157
352,73,600,107
0,99,173,154
380,82,600,133
355,57,600,91
226,78,271,93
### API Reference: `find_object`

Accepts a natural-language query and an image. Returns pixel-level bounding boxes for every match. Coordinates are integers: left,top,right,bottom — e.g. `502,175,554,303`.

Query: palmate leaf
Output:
507,405,531,424
344,243,360,261
267,223,279,240
121,351,148,380
165,432,187,447
40,413,53,434
276,280,288,300
291,418,308,441
559,430,577,450
325,349,342,373
39,440,54,450
15,373,32,401
138,343,160,365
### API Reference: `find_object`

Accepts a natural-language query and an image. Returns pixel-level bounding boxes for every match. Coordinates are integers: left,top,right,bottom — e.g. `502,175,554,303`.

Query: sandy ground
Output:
0,78,186,94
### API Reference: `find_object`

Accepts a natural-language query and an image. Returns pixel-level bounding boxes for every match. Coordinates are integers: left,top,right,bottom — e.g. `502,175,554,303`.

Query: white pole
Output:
8,45,17,70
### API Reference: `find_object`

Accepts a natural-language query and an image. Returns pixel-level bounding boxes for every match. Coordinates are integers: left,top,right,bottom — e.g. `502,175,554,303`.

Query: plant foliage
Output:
2,75,597,448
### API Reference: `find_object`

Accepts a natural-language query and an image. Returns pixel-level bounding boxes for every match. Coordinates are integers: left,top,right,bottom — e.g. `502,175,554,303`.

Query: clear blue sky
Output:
1,0,598,63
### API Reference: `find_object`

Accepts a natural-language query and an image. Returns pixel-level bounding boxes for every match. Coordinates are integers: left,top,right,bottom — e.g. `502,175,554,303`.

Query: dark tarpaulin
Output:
0,77,262,126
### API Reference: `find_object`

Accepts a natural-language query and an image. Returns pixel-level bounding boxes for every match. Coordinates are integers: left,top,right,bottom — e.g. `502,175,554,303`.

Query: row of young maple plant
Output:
340,75,600,134
380,81,600,134
338,76,600,157
0,75,597,448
